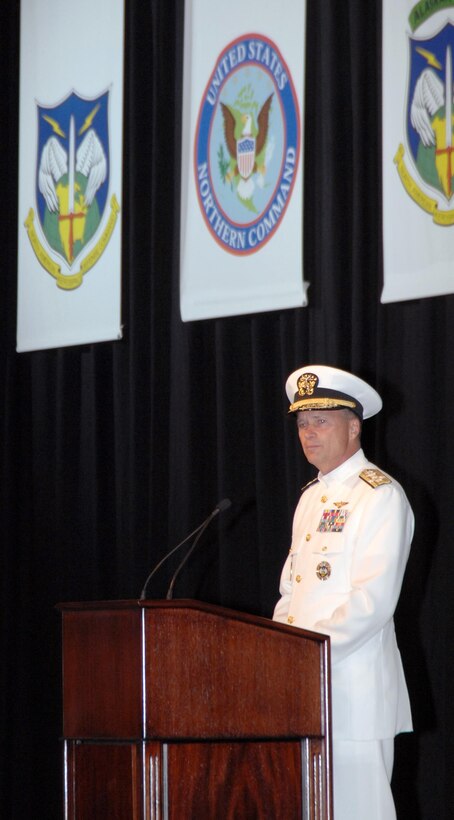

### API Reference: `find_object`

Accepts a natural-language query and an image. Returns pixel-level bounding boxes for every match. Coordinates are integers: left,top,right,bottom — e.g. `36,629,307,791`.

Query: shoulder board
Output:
359,468,392,488
300,477,319,494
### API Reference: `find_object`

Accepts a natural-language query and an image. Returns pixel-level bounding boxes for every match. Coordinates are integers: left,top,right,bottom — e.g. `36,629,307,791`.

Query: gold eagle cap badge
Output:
297,372,318,396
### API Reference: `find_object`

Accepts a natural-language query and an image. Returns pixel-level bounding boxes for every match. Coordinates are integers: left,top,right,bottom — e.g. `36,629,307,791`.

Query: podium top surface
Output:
57,597,329,643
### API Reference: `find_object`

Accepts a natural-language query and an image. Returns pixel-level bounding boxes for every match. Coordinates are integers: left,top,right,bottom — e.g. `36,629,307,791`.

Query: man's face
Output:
296,409,361,475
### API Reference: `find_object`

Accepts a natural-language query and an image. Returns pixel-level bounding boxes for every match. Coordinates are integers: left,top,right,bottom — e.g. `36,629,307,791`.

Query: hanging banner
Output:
17,0,124,351
382,0,454,303
180,0,308,321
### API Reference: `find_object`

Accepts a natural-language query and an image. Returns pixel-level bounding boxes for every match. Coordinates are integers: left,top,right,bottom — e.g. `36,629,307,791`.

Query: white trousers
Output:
332,738,395,820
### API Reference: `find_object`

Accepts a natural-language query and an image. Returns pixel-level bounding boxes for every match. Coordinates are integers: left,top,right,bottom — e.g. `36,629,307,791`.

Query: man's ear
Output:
349,416,361,440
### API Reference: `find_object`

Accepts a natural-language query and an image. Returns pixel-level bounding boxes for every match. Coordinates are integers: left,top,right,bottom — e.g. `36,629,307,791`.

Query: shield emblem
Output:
237,135,256,179
407,23,454,202
36,90,109,266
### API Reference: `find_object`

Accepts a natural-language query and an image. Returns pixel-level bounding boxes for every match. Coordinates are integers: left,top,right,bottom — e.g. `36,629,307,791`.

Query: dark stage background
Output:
1,2,452,818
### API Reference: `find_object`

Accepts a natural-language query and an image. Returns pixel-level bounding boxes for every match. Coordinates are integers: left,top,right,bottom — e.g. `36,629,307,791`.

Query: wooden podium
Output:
58,599,332,819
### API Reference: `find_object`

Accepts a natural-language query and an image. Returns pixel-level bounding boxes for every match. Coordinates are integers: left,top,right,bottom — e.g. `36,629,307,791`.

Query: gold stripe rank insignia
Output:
359,468,392,488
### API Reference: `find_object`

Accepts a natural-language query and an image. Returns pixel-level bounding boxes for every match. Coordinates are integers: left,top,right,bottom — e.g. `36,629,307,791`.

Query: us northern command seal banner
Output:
180,0,308,321
17,0,124,352
382,0,454,303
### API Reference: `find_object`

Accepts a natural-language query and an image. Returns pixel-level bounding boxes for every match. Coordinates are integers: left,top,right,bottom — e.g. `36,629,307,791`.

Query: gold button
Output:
321,495,328,503
322,546,328,552
306,533,311,541
296,575,302,583
287,615,295,624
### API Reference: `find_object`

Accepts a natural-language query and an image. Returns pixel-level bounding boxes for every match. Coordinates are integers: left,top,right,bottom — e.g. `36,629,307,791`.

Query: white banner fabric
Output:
17,0,124,352
180,0,308,321
382,1,454,303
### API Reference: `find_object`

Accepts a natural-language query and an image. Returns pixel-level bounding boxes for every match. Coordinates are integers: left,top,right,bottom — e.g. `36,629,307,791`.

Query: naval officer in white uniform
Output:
273,365,414,820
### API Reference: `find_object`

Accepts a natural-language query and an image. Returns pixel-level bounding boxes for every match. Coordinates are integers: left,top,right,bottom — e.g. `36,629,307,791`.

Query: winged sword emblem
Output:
38,118,107,263
410,46,454,200
24,90,120,289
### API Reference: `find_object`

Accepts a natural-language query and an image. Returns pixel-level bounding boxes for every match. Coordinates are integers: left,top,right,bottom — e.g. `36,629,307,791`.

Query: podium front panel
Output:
144,603,326,740
58,600,332,818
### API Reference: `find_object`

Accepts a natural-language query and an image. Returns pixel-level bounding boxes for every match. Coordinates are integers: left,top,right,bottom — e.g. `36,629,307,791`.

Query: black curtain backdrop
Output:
1,1,452,817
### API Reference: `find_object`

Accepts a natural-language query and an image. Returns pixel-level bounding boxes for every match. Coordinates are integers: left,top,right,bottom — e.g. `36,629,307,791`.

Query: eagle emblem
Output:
297,372,318,397
220,94,273,203
194,34,301,254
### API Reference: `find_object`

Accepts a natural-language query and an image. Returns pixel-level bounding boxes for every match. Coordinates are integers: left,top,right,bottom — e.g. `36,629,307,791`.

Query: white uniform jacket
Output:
273,449,414,741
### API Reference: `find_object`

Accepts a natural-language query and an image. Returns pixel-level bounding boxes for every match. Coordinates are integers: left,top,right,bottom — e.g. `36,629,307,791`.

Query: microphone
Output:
139,498,231,601
165,497,232,600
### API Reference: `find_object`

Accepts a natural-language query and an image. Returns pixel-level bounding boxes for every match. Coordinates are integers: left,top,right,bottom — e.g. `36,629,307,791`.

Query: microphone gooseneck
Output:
139,498,231,601
165,514,214,600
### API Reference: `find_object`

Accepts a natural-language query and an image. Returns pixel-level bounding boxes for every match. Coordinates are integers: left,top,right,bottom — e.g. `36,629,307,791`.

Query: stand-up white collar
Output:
318,448,368,486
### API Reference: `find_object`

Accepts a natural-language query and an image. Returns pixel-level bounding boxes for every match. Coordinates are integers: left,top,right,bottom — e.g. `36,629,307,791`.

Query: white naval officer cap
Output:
285,365,382,421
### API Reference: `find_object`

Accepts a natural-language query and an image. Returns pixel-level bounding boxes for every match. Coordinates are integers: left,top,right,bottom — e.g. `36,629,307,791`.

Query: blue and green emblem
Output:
25,90,120,288
395,4,454,224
